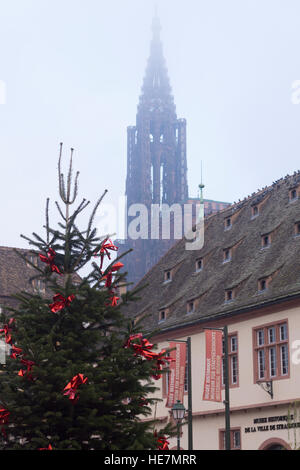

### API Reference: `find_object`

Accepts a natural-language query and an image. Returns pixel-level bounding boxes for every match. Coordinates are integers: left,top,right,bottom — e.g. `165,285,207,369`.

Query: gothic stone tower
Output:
121,15,189,285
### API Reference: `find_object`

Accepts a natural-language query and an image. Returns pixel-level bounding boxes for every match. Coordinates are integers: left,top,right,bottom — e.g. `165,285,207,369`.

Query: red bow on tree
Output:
38,444,53,450
10,345,22,359
109,294,120,307
49,294,75,313
18,358,35,381
124,333,156,360
0,318,15,345
151,349,174,380
154,431,170,450
39,248,62,275
95,238,118,271
138,397,149,407
102,262,124,288
0,408,10,438
63,373,88,403
157,435,170,450
124,335,173,380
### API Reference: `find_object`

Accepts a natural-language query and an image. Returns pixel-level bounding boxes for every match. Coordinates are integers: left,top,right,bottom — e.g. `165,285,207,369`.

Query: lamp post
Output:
171,400,186,450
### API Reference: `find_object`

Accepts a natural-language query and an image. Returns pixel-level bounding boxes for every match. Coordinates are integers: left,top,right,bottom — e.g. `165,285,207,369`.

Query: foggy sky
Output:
1,0,300,248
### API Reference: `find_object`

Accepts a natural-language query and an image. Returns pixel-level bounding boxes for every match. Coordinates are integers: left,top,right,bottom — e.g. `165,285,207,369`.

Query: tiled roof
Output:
0,246,37,298
123,173,300,332
0,246,81,308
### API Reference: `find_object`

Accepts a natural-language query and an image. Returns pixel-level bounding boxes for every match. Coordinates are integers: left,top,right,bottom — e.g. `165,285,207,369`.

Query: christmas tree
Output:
0,144,173,450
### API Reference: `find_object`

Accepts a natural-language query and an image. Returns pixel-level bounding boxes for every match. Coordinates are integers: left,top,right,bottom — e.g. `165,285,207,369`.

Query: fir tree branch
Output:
45,198,50,245
55,201,66,222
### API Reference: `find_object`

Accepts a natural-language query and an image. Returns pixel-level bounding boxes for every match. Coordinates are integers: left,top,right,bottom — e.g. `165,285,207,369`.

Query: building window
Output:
258,349,266,379
222,333,239,387
225,289,234,302
31,279,45,293
164,270,172,283
27,254,38,268
187,301,194,314
253,321,289,382
280,344,289,375
258,278,267,292
224,217,232,230
252,205,259,218
219,428,241,450
159,310,166,323
232,430,241,449
261,234,270,248
231,355,238,385
294,222,300,236
195,258,203,272
289,188,298,202
223,248,232,263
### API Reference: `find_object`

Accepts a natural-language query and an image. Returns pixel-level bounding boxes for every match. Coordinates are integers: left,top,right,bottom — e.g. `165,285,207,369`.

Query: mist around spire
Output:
138,13,175,115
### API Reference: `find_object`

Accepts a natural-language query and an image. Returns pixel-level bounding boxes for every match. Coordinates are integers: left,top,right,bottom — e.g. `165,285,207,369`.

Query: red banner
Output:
166,342,187,408
202,329,223,402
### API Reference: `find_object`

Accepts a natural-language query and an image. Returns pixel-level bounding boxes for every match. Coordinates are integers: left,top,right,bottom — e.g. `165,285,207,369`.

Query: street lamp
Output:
171,400,186,450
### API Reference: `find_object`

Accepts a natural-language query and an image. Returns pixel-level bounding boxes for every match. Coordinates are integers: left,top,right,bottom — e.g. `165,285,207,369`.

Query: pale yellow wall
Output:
150,304,300,449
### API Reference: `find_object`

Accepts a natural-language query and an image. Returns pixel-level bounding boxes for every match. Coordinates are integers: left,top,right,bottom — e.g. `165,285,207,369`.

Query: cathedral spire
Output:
151,8,161,42
123,14,189,284
138,14,175,114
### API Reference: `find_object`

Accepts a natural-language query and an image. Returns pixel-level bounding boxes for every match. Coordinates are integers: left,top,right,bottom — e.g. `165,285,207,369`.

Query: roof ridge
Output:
0,245,33,252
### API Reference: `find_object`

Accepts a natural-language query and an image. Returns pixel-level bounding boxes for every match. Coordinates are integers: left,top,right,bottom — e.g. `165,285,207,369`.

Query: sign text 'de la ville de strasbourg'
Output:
244,415,300,433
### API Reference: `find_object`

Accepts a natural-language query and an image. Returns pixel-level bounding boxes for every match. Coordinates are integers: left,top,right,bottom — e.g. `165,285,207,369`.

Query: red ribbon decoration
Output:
124,335,173,380
110,294,120,307
39,248,62,275
138,397,149,407
49,294,75,313
10,345,22,359
157,435,170,450
102,262,124,288
154,431,170,450
18,358,35,381
63,373,88,403
0,408,10,438
95,238,118,271
151,348,174,380
124,334,155,360
0,318,15,345
38,444,53,450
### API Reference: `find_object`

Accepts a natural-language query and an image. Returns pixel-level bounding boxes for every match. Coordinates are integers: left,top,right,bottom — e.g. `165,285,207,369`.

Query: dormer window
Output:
252,205,259,218
27,254,38,268
258,278,267,292
294,222,300,236
159,310,166,323
223,248,231,263
196,258,203,272
31,279,45,293
224,217,232,231
164,270,172,283
289,188,298,202
187,301,195,314
225,289,234,302
261,234,270,248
